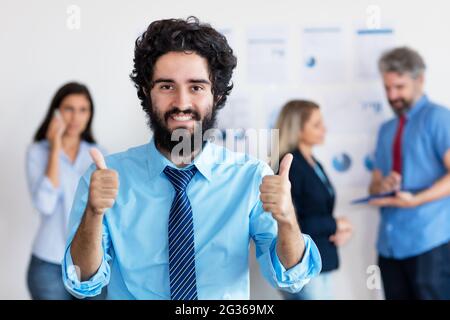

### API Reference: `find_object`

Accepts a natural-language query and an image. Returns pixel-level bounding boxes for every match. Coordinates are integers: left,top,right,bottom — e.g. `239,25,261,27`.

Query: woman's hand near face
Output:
46,111,66,150
44,111,66,188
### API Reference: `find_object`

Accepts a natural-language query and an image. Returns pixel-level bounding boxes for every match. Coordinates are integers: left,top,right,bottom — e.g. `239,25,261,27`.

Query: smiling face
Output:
58,93,92,138
382,71,424,116
148,51,216,152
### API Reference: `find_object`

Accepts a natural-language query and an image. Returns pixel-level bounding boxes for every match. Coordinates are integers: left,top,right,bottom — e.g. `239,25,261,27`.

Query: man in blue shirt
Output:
369,47,450,299
62,17,321,299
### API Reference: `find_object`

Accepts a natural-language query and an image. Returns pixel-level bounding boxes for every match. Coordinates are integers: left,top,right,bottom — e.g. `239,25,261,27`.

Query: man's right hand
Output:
88,148,119,215
378,171,402,193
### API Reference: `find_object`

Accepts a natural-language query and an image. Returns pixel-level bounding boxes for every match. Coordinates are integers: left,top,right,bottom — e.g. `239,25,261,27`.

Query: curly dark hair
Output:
130,16,237,115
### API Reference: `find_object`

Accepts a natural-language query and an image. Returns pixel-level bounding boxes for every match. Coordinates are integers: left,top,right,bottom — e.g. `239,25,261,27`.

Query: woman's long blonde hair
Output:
272,100,320,171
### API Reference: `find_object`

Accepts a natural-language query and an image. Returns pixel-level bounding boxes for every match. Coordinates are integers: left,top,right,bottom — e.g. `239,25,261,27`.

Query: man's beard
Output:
388,97,413,116
147,105,218,154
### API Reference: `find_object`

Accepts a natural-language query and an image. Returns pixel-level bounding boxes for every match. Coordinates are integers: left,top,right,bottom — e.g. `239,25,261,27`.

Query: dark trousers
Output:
378,241,450,300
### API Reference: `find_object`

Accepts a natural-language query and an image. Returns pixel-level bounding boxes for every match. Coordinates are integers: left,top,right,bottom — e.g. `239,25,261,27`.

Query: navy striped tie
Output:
163,165,198,300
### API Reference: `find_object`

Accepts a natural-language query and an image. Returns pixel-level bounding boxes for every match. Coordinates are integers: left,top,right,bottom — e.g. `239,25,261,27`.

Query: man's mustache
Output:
164,108,201,122
389,99,407,106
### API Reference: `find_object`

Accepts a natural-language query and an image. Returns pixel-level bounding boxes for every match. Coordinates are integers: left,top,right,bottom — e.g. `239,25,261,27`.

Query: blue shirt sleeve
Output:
26,143,62,215
61,166,113,298
429,106,450,161
249,162,322,293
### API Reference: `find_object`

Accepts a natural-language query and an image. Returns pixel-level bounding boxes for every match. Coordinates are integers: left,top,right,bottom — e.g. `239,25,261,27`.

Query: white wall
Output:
1,0,450,299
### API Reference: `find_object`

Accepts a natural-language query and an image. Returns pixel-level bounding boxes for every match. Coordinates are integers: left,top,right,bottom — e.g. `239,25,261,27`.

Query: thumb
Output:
89,147,107,170
278,153,293,178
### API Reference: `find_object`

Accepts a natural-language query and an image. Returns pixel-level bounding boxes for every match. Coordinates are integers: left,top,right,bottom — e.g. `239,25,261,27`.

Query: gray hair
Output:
378,47,426,78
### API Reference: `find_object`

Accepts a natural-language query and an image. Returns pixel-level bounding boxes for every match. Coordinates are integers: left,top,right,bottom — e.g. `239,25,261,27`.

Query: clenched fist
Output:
88,148,119,215
259,153,296,225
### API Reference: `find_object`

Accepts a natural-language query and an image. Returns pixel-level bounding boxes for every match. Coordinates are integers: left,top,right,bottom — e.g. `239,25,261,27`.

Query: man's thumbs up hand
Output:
259,153,296,225
87,148,119,215
278,153,293,179
90,147,107,170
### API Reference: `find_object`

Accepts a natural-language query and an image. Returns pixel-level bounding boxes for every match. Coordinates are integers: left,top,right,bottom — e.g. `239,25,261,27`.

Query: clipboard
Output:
351,191,396,204
351,188,424,205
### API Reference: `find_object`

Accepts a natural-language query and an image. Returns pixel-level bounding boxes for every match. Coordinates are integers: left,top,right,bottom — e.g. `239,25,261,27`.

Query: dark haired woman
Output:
26,82,106,300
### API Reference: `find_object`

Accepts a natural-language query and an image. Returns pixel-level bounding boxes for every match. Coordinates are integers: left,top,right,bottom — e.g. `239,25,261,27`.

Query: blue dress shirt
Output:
62,138,322,299
374,95,450,259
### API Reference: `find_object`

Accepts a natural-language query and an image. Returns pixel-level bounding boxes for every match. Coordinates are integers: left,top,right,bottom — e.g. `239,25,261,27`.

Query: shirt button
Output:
386,224,393,232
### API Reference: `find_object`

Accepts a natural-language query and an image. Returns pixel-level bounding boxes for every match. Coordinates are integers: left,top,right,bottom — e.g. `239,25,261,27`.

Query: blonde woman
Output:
274,100,353,300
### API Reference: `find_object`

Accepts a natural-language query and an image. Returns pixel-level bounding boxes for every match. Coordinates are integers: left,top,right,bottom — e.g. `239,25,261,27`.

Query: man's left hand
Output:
369,191,420,208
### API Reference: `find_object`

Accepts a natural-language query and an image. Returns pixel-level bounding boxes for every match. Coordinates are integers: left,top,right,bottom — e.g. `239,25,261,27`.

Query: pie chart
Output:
305,56,316,68
364,154,375,171
332,153,352,172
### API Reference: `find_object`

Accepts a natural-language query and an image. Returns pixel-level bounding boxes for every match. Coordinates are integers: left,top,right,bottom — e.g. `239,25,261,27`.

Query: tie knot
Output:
163,165,198,192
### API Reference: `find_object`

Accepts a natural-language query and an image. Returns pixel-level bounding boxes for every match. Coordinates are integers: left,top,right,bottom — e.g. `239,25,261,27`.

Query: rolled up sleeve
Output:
268,234,321,292
62,228,113,299
250,199,322,293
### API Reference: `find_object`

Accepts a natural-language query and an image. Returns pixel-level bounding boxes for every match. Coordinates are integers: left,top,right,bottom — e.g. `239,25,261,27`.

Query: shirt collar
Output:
405,94,428,120
146,137,213,182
